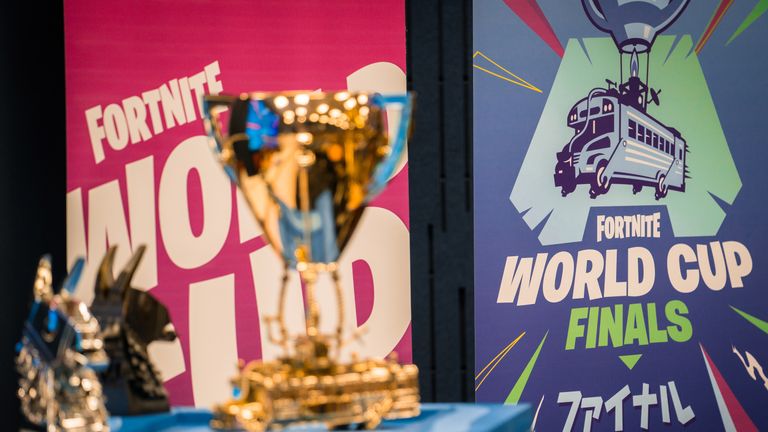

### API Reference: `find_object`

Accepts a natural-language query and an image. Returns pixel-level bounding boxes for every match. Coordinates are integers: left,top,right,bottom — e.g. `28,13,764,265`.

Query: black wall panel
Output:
0,2,67,429
407,0,475,402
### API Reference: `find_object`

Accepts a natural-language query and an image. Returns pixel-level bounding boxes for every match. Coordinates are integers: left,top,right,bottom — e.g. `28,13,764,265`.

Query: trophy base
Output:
211,339,420,431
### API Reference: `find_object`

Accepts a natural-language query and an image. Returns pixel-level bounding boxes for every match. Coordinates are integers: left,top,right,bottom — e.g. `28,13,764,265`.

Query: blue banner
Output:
473,1,768,430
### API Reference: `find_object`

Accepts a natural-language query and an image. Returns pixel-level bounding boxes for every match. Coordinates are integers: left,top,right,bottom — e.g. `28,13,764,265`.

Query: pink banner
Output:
65,0,409,407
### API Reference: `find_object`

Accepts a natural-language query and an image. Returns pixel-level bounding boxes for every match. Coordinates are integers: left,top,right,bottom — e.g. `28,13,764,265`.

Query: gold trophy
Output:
203,91,419,431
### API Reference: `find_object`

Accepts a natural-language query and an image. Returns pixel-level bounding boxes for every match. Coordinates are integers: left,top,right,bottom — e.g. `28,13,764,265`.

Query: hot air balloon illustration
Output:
553,0,690,199
582,0,690,53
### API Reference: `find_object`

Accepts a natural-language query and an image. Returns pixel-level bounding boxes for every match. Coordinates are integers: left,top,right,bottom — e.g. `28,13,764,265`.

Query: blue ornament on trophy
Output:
582,0,690,53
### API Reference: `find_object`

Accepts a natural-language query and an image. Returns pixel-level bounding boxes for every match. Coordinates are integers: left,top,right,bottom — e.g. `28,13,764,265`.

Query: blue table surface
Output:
109,403,532,432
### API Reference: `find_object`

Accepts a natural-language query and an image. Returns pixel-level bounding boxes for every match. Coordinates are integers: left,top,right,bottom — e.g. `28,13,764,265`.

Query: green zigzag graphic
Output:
727,0,768,44
731,305,768,335
505,331,548,404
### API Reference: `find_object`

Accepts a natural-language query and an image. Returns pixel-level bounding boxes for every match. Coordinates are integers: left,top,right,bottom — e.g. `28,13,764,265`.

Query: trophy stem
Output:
301,268,321,338
295,264,346,358
296,158,321,339
331,269,344,357
268,266,291,356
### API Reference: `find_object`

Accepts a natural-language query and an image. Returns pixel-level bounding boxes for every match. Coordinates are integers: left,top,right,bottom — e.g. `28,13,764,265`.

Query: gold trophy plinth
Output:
203,91,418,431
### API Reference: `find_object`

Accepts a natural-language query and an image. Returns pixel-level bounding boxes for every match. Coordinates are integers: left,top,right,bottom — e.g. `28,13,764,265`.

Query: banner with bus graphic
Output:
474,1,767,430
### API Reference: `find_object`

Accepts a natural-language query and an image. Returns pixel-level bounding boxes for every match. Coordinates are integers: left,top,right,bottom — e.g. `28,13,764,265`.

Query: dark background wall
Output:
0,1,474,427
407,0,475,402
0,2,67,429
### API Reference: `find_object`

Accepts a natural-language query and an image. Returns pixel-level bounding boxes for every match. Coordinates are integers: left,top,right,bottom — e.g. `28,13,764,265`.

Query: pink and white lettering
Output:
65,0,409,407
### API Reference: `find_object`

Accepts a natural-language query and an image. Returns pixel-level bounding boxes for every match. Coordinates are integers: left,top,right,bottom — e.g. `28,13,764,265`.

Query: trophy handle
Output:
203,94,239,183
368,93,413,200
581,0,611,32
61,258,85,295
331,269,344,357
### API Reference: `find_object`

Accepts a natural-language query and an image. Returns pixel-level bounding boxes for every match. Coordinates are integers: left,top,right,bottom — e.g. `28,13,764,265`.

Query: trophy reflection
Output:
203,91,419,431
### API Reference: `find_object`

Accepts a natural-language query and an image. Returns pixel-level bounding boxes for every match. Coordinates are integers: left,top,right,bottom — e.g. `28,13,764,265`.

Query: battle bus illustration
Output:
554,50,688,200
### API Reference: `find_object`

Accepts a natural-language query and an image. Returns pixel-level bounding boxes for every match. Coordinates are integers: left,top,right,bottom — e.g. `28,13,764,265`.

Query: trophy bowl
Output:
203,91,418,431
582,0,689,53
